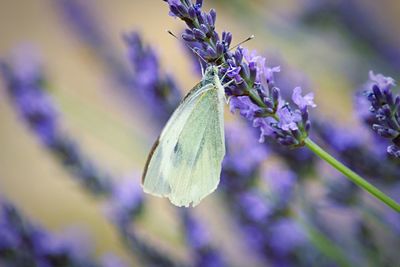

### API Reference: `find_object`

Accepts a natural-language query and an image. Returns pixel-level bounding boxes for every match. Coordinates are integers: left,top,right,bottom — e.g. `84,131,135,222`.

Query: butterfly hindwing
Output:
142,75,225,207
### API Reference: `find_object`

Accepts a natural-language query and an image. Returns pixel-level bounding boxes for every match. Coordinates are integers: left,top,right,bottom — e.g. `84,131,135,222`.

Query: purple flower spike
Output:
163,0,318,148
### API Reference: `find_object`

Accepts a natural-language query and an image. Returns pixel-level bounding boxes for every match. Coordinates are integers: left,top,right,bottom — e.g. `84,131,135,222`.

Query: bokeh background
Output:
0,0,399,266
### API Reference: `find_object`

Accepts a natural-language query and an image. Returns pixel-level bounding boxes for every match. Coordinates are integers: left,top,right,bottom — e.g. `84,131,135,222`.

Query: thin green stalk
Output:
304,137,400,213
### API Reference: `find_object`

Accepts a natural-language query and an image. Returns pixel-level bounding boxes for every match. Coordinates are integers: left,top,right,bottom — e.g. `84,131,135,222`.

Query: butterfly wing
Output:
142,81,225,207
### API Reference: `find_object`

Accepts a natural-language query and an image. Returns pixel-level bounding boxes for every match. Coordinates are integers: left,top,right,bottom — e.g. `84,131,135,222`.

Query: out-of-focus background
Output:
0,0,399,266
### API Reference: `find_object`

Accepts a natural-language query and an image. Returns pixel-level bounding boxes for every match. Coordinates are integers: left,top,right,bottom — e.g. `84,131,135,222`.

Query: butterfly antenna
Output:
167,30,208,67
229,35,255,52
213,35,255,66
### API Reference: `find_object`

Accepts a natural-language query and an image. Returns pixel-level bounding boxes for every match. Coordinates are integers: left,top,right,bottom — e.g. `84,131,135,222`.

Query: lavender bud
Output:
193,28,207,40
291,128,302,140
372,124,398,138
196,0,203,8
176,4,189,17
305,120,311,132
264,97,274,109
224,32,232,47
169,5,180,17
240,62,250,80
200,24,209,35
384,90,394,106
209,9,217,25
278,136,297,146
216,42,224,55
206,46,217,58
372,84,382,101
182,33,196,42
301,108,309,123
249,62,257,83
272,87,280,106
188,6,196,19
206,14,214,30
212,31,220,42
234,48,243,65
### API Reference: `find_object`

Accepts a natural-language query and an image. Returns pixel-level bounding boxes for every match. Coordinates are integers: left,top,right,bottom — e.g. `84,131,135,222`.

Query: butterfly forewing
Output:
142,71,225,207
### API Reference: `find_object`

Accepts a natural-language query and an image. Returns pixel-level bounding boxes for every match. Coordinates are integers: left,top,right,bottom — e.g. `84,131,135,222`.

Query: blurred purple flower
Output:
180,210,227,267
101,253,128,267
105,177,144,226
314,119,400,182
263,166,297,206
268,219,307,257
56,0,134,88
123,32,181,124
0,49,113,195
238,191,272,222
221,123,268,191
0,200,103,267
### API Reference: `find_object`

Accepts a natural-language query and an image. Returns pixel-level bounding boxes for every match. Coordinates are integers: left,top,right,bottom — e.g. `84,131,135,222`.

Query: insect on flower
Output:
142,63,228,207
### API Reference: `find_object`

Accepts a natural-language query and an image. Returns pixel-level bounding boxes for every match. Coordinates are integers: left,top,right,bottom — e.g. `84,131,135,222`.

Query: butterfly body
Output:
142,66,225,207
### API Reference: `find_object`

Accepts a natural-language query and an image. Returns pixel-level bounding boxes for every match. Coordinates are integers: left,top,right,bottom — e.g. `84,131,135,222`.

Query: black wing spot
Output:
174,142,180,153
172,142,183,166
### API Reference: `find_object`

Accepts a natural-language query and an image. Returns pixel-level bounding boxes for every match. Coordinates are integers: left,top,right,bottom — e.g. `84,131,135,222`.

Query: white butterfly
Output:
142,65,226,207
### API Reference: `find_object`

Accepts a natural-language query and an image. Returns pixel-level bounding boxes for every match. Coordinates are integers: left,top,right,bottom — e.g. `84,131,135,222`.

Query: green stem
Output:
304,138,400,213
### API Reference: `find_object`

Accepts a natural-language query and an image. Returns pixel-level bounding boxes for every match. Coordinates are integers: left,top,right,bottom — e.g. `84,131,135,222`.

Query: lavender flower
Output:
180,210,227,267
314,119,400,182
0,200,103,267
267,218,307,257
221,123,268,191
124,32,182,124
358,71,400,158
105,177,144,226
164,0,316,148
2,48,185,267
262,166,297,208
0,51,113,195
56,0,134,88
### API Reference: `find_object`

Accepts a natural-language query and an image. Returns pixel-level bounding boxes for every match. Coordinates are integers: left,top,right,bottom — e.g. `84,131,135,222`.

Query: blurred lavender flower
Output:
123,32,182,124
180,210,227,267
357,71,400,158
314,120,400,182
268,218,307,258
101,254,128,267
2,47,185,266
0,200,103,267
164,0,316,148
0,48,113,195
262,166,297,208
236,190,272,223
221,123,268,191
105,178,144,227
298,0,400,72
56,0,134,88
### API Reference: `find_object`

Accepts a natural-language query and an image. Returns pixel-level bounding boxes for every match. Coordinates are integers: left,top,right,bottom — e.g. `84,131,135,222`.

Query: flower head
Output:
124,32,181,124
105,177,144,226
163,0,317,148
357,71,400,158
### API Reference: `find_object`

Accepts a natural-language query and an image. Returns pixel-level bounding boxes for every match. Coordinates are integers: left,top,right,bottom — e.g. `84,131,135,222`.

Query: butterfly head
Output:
202,65,221,85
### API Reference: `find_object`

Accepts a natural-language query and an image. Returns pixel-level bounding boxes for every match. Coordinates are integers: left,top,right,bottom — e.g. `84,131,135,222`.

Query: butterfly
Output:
142,65,226,207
